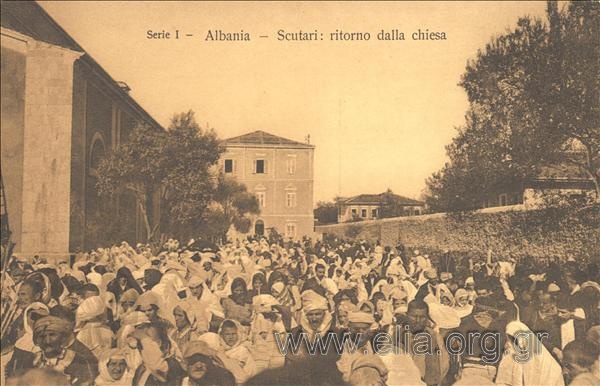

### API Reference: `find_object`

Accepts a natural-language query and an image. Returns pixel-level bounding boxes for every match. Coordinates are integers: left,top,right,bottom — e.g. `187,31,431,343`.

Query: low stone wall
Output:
315,204,600,262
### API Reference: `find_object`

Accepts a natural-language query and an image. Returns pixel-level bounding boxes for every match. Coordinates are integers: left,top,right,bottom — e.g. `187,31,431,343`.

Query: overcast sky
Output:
40,1,548,203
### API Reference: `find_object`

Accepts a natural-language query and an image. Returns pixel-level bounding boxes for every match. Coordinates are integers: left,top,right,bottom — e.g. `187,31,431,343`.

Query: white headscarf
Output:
95,349,133,386
76,295,106,329
496,321,564,386
15,302,49,352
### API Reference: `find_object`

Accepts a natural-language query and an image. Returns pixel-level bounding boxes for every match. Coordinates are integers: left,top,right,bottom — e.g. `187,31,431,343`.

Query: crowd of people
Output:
0,236,598,386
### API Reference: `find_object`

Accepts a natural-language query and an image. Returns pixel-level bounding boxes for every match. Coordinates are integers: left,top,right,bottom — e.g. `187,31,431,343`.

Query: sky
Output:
40,1,548,203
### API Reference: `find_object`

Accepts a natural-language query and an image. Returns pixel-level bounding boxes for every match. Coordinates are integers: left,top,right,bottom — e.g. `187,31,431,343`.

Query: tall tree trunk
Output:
137,201,154,242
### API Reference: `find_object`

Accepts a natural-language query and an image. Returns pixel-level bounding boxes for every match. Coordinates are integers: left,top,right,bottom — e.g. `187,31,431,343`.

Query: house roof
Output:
343,193,424,206
223,130,314,148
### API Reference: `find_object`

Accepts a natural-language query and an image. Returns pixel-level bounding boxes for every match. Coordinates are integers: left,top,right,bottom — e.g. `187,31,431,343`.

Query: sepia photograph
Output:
0,1,599,385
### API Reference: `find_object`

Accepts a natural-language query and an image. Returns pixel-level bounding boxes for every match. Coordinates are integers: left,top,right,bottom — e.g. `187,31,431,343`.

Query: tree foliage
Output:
194,176,260,241
163,111,222,230
425,1,600,212
96,110,258,242
379,188,421,218
314,201,338,224
96,124,170,241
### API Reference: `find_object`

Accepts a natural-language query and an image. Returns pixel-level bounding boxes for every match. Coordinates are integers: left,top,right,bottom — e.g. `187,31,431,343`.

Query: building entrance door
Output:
254,220,264,236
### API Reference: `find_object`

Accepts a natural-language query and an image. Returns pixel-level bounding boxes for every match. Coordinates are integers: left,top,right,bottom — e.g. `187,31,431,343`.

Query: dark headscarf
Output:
183,341,236,386
144,268,163,290
248,272,269,297
267,270,288,291
107,267,143,301
334,288,359,305
229,278,249,305
38,268,64,301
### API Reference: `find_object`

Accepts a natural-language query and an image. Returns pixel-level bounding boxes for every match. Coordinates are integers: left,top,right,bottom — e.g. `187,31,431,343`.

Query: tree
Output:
96,124,169,241
162,111,223,233
379,189,404,218
425,1,600,211
314,201,338,224
195,176,260,241
96,110,223,241
549,1,600,197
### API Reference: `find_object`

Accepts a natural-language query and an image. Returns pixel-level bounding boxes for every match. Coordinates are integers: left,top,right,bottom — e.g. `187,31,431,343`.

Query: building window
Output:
414,208,421,215
361,209,367,218
89,133,106,176
351,209,357,216
286,192,297,208
286,157,296,174
499,194,507,206
256,192,266,208
224,159,234,173
285,223,297,238
255,159,266,174
371,209,378,218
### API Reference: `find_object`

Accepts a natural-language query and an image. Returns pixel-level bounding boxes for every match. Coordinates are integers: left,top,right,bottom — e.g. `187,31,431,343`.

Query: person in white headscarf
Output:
186,276,222,332
374,297,394,327
117,288,139,322
196,332,254,384
249,294,287,372
114,311,147,371
0,302,50,385
95,348,133,386
14,302,50,353
134,291,174,331
336,311,377,382
454,288,474,319
270,281,301,313
76,295,115,359
389,287,409,315
335,301,358,330
217,319,257,384
295,290,333,340
495,320,564,386
386,255,409,279
346,275,369,304
170,301,203,354
415,268,440,302
332,265,349,289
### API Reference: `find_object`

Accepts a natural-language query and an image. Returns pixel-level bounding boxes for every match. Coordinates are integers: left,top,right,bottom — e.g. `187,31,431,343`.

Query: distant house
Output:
220,130,315,239
337,192,425,222
481,164,597,209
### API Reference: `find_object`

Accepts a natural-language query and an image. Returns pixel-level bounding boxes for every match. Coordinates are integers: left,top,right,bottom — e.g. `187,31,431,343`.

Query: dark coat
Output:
5,347,98,386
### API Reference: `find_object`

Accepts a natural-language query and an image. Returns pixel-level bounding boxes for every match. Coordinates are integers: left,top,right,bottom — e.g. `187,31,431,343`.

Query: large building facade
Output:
221,131,315,239
1,2,162,260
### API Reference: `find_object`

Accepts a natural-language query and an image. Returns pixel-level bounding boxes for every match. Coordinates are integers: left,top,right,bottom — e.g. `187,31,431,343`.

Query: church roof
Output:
223,130,314,148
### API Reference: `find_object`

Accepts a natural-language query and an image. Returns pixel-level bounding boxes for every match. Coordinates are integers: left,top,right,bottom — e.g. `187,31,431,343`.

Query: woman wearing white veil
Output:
495,320,564,386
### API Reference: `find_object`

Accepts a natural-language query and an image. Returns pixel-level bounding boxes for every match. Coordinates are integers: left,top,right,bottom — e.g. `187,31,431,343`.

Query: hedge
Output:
316,204,600,264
